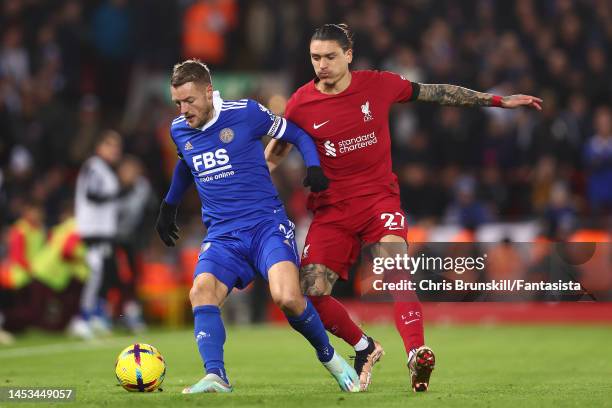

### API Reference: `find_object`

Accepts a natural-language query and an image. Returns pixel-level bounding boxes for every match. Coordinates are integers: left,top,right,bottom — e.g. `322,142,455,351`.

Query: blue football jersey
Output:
170,91,292,237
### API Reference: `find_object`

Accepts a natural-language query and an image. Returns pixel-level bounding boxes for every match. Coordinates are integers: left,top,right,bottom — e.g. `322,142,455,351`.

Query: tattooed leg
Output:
301,262,364,342
300,264,339,296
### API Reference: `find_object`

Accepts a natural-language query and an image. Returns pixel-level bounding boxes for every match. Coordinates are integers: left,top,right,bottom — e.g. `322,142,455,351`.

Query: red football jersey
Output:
285,70,416,210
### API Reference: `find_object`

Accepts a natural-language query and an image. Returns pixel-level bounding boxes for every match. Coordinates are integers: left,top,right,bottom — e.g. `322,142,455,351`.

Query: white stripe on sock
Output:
353,335,369,352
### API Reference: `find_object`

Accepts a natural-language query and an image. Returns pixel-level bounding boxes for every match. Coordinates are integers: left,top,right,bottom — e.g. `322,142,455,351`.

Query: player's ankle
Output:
353,335,370,352
207,367,230,384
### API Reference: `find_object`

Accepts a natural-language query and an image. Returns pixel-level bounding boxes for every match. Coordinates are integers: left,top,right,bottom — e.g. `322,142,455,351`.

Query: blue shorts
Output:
194,217,299,291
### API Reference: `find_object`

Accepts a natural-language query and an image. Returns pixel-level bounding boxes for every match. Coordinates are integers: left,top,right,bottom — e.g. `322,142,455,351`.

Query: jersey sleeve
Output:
246,99,287,140
276,120,320,167
169,126,185,161
164,159,193,205
284,93,298,122
378,71,419,104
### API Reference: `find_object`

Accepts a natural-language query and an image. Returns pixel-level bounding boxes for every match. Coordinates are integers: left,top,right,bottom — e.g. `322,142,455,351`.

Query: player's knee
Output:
299,264,334,296
189,285,205,306
272,292,305,316
189,279,223,307
302,286,324,296
301,281,332,297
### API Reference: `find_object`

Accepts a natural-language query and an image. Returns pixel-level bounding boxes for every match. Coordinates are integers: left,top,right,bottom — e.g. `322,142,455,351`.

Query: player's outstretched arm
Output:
416,83,542,111
265,139,293,172
156,159,193,247
278,121,329,192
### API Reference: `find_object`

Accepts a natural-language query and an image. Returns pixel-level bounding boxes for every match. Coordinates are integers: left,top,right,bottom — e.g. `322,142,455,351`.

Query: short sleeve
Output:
378,71,419,104
284,94,297,121
247,99,287,140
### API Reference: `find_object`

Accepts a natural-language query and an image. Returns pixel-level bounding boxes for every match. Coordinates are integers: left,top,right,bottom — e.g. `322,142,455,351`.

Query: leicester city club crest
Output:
219,128,234,143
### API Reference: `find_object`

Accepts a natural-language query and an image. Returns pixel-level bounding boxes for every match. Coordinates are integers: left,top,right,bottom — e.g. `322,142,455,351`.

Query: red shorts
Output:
301,193,408,280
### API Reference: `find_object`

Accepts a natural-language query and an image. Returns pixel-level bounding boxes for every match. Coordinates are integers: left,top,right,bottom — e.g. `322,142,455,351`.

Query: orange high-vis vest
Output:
182,0,237,64
2,219,45,289
32,218,89,292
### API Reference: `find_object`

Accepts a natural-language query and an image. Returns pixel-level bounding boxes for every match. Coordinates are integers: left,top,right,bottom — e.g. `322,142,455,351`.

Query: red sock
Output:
393,301,425,356
308,295,363,346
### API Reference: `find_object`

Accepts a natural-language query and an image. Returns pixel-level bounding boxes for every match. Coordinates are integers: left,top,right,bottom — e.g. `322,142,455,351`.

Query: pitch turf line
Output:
1,326,611,407
0,331,184,359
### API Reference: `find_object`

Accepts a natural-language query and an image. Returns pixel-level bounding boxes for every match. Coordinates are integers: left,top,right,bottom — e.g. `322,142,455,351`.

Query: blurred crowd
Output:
2,0,612,232
0,0,611,337
272,0,612,237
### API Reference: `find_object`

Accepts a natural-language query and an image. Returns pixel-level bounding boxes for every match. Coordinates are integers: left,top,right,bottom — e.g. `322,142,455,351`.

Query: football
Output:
115,343,166,392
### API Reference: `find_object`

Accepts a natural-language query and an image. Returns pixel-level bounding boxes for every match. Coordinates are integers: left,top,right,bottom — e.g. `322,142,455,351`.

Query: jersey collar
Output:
199,90,223,132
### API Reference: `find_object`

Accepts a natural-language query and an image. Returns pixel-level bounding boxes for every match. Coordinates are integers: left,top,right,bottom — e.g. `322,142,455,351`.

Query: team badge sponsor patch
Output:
219,128,234,143
361,101,373,122
185,141,194,151
324,140,337,157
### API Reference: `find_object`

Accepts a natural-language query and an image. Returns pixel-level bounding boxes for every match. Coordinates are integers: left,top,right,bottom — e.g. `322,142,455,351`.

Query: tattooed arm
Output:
416,83,543,110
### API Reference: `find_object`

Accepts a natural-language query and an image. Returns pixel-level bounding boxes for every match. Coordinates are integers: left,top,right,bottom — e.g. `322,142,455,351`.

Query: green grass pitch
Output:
1,324,611,407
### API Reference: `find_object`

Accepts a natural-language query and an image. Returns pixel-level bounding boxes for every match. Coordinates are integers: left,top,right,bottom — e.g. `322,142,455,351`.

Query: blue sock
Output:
94,298,109,320
286,298,334,363
81,298,106,321
80,310,91,321
193,305,229,384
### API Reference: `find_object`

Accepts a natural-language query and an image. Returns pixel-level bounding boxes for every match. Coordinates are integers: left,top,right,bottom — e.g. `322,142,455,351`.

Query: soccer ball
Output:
115,343,166,392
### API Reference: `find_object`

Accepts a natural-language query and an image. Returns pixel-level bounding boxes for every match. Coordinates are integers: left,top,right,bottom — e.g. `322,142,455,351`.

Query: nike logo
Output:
313,120,330,129
403,318,421,325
